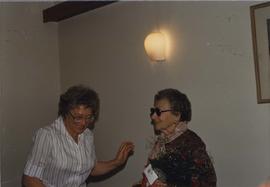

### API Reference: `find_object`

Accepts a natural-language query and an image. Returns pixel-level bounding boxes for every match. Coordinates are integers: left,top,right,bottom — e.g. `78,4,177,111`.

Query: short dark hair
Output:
58,85,100,122
154,88,191,122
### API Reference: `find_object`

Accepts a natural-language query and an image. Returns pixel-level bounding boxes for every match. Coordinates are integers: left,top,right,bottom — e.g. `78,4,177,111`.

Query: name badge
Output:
143,164,158,185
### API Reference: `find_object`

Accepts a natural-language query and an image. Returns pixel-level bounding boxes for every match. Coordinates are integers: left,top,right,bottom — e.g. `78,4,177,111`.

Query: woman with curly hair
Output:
23,85,134,187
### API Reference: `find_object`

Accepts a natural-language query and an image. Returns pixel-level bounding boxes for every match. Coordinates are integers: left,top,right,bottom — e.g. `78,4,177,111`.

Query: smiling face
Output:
64,105,94,139
150,98,180,136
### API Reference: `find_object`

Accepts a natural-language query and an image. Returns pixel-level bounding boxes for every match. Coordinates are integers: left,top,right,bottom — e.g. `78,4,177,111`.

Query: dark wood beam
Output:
43,1,116,23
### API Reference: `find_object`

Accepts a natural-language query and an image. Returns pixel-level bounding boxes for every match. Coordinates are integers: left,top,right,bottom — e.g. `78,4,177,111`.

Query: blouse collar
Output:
160,121,188,144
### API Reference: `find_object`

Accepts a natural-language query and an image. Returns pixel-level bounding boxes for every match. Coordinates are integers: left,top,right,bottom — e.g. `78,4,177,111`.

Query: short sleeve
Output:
24,128,52,179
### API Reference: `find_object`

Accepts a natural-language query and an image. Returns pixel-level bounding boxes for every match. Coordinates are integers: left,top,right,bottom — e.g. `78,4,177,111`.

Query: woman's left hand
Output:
90,141,134,176
114,141,134,166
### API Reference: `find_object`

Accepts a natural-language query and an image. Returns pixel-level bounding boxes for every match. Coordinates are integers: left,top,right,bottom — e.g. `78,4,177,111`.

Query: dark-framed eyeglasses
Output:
69,112,95,124
150,107,173,117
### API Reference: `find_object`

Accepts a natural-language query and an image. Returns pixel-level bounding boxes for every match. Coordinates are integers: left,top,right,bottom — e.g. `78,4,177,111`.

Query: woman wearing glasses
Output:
136,88,216,187
23,85,134,187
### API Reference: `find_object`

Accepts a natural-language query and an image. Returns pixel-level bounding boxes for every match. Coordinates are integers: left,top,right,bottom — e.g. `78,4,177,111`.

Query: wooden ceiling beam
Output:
43,1,116,23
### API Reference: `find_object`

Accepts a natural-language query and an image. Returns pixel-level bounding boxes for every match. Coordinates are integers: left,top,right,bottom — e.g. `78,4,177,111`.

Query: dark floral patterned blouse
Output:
140,129,217,187
166,129,216,187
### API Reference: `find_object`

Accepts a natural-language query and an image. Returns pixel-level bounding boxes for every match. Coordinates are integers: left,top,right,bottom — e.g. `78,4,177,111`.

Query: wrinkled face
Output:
150,99,180,134
65,105,94,136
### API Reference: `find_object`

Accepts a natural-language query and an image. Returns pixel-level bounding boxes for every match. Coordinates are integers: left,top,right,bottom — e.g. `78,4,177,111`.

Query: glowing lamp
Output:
144,32,166,61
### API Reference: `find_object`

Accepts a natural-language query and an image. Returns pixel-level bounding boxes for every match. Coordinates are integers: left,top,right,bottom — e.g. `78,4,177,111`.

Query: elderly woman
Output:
23,85,134,187
138,88,216,187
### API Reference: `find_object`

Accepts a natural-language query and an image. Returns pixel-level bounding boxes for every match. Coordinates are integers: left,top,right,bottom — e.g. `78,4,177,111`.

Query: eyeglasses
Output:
150,107,173,117
69,112,95,124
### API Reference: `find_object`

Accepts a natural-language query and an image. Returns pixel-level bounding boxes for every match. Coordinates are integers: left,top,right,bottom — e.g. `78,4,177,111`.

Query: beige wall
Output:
0,3,60,187
58,1,270,187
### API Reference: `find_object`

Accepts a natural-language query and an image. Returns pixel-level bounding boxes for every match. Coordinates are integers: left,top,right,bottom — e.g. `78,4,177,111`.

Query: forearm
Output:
90,160,119,176
90,142,134,176
22,175,46,187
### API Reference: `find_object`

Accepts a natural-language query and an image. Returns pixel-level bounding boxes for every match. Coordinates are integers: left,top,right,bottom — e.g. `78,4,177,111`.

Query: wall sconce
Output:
144,32,166,62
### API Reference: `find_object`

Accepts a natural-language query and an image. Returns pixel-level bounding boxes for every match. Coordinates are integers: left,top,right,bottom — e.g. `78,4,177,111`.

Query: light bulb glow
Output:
144,32,166,61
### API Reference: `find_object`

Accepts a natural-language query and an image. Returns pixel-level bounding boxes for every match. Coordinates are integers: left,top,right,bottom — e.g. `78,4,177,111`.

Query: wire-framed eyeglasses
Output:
69,112,95,124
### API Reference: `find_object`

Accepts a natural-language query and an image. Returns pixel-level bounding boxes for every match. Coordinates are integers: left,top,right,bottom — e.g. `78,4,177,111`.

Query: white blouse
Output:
24,117,96,187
